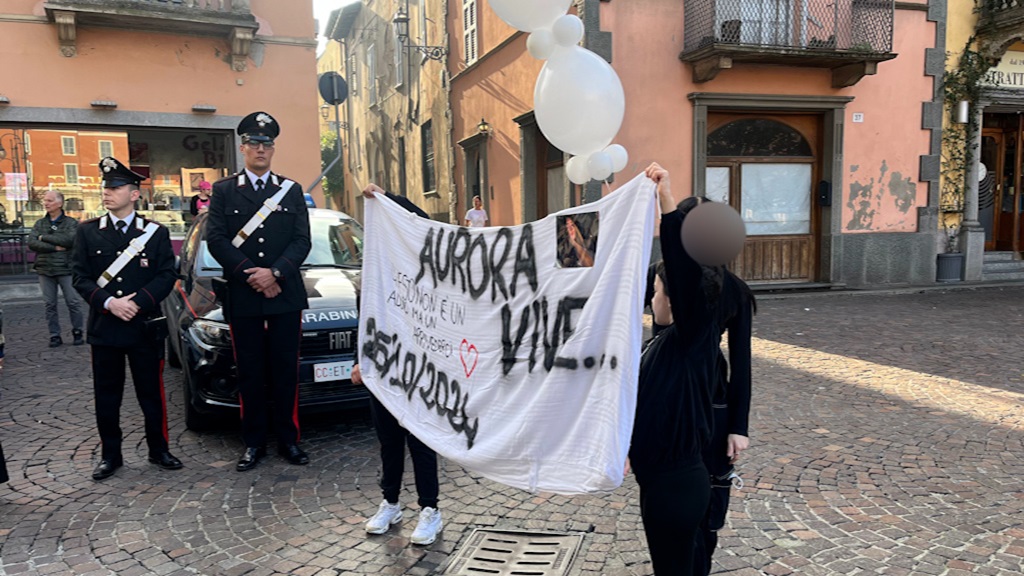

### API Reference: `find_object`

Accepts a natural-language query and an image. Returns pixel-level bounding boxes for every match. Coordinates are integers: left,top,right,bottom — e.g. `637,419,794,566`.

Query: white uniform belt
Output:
98,222,161,288
232,180,295,248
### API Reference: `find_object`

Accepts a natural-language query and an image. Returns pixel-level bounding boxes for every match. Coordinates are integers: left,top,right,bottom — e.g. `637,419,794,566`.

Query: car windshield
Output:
196,212,365,271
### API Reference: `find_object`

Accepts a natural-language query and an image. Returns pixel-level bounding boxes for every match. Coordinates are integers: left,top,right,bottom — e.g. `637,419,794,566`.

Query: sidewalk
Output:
0,274,40,301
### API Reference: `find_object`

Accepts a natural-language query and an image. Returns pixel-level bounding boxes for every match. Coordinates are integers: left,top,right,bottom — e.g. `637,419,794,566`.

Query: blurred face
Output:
42,192,63,215
652,275,673,326
473,196,482,209
102,184,140,215
241,140,275,174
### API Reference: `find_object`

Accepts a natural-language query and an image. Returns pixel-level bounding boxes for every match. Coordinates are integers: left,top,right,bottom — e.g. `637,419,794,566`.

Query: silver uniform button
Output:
259,224,265,229
234,210,239,214
96,250,101,254
258,252,264,258
258,238,265,243
116,290,123,296
116,251,122,255
117,277,123,283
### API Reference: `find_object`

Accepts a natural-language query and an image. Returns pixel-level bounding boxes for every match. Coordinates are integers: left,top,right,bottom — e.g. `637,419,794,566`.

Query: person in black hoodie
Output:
630,163,722,575
351,183,444,547
642,204,756,575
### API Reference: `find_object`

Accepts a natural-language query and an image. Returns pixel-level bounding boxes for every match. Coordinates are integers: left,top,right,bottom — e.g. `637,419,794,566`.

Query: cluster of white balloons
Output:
488,0,628,185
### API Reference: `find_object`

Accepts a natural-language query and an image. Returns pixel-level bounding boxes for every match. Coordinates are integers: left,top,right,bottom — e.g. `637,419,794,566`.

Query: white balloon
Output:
605,144,629,173
552,14,584,46
488,0,573,32
527,30,556,60
587,152,613,181
534,46,626,156
566,155,591,185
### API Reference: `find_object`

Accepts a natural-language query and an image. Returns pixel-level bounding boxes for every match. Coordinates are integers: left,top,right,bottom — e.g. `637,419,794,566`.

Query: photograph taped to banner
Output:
358,172,657,494
556,212,599,268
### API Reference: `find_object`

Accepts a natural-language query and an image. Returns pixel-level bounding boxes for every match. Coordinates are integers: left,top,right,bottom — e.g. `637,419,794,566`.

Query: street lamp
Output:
0,130,29,226
392,7,447,61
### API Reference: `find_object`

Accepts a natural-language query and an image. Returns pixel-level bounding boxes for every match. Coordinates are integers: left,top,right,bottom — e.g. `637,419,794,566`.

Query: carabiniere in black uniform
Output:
72,156,182,481
205,111,312,471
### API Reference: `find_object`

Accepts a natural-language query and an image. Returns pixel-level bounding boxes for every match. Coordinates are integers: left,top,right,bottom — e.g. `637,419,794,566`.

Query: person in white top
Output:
464,195,488,228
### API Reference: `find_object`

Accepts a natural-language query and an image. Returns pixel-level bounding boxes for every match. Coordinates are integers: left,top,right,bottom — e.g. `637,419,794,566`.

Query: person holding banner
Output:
206,112,312,472
71,157,182,481
352,183,444,546
629,163,722,575
646,256,754,575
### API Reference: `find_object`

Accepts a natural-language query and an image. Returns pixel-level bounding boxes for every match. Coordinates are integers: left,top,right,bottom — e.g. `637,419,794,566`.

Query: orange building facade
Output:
0,0,321,236
449,0,945,287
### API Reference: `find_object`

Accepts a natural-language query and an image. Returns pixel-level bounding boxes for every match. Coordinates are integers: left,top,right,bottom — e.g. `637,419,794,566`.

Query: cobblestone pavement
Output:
1,287,1023,576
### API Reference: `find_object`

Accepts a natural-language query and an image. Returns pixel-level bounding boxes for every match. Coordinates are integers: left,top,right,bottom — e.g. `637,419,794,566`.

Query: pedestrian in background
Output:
72,157,182,481
353,183,444,546
28,190,85,347
190,180,212,216
464,195,488,227
206,112,312,472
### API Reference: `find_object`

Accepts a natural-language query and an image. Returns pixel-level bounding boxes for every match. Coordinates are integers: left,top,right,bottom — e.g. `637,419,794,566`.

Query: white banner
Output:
359,173,656,494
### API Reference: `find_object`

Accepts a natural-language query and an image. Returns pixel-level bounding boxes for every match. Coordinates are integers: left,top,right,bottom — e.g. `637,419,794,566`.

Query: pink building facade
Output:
450,0,943,287
0,0,321,236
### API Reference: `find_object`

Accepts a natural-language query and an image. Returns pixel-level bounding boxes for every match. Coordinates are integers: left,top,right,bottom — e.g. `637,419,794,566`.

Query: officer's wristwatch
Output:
270,267,282,279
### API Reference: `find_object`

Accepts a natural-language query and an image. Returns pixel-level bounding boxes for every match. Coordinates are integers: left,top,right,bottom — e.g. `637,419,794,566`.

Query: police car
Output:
163,208,366,430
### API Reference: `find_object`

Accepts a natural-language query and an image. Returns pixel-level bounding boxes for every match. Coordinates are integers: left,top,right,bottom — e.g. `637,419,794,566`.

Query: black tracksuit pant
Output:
636,457,710,576
369,395,439,509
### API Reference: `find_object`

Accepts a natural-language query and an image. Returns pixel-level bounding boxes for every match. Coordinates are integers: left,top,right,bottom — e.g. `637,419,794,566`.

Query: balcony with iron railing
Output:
978,1,1024,48
680,0,896,87
43,0,258,69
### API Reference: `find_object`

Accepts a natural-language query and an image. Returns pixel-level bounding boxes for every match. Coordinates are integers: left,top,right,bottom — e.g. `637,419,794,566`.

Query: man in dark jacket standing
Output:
206,111,312,472
29,190,85,347
72,157,182,481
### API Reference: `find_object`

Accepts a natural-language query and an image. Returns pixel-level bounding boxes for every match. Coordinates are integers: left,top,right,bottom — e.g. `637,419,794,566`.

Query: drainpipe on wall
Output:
443,0,458,225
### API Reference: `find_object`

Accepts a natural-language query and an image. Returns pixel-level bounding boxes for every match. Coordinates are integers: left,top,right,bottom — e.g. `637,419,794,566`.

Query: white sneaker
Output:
365,500,403,535
410,507,442,545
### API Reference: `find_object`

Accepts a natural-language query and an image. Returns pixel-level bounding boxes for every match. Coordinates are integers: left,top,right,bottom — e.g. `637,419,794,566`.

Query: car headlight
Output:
190,319,232,348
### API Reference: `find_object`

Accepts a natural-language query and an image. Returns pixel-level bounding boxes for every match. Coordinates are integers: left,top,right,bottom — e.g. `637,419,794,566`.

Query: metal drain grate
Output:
442,529,584,576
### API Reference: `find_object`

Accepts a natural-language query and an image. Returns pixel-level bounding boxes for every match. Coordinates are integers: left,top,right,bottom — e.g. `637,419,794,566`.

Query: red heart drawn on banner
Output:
460,338,479,378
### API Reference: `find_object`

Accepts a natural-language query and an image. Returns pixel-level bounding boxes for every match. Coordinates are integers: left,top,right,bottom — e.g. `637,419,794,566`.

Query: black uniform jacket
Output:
71,214,177,347
206,171,311,319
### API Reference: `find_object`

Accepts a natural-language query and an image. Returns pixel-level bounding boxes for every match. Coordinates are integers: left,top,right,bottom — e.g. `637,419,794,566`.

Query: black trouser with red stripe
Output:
229,311,302,448
91,343,169,461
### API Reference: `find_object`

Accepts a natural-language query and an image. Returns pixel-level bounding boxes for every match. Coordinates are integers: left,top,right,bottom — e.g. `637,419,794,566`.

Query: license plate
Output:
313,360,354,383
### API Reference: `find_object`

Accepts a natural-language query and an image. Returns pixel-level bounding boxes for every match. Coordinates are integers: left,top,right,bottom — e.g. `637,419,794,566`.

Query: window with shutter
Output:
463,0,478,64
368,44,377,104
394,25,404,88
349,53,359,95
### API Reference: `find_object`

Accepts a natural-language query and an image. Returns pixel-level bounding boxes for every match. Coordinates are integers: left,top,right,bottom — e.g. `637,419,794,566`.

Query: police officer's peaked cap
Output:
99,156,146,188
237,111,280,143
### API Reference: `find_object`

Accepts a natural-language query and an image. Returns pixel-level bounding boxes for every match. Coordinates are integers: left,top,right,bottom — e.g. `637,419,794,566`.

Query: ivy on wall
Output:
940,35,995,250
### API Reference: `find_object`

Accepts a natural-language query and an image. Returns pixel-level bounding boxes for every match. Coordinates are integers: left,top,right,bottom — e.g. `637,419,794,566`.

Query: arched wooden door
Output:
705,114,822,283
